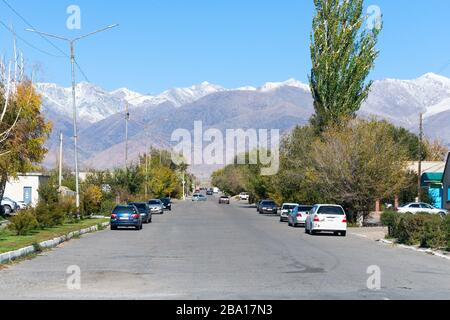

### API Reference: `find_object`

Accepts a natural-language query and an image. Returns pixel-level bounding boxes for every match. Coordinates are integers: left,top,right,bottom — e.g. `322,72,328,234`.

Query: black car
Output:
258,200,278,214
128,202,152,223
160,197,172,211
206,189,214,196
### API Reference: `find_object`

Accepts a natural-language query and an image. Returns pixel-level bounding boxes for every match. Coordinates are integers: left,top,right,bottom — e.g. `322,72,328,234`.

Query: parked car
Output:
288,205,314,227
16,201,29,210
1,197,19,215
258,200,278,215
279,203,299,222
219,195,230,204
160,197,172,211
192,193,207,202
110,205,143,231
148,199,164,214
305,204,347,237
397,202,448,216
128,202,152,224
239,192,250,201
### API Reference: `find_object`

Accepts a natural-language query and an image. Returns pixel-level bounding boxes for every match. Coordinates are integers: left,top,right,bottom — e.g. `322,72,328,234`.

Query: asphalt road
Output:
0,196,449,300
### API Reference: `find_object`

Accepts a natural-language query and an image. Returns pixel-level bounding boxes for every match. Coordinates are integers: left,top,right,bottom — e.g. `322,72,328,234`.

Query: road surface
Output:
0,196,449,299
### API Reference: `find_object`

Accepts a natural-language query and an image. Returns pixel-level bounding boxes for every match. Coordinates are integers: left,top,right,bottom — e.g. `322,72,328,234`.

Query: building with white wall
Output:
4,173,50,207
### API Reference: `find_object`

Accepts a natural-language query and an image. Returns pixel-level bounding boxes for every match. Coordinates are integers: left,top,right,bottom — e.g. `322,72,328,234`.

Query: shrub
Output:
59,197,78,223
100,199,117,216
35,203,65,228
7,210,39,235
445,216,450,252
381,211,399,238
421,215,446,249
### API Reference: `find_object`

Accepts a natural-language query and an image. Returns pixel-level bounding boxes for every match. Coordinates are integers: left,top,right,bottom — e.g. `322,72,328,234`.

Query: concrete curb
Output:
0,221,110,265
378,239,450,261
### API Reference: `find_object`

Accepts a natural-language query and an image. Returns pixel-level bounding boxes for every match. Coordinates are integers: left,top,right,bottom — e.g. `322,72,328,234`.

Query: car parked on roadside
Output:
239,192,250,201
128,202,152,224
305,204,347,237
110,205,143,231
288,205,314,227
219,195,230,204
192,193,207,202
160,197,172,211
258,200,278,215
148,199,164,214
279,203,299,222
397,202,448,217
1,197,19,215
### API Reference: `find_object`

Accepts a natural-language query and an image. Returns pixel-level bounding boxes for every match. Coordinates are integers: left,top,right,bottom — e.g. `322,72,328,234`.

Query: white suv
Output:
239,192,250,201
397,203,448,216
305,204,347,237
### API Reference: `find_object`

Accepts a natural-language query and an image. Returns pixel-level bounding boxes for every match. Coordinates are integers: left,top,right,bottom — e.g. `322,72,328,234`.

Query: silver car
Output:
148,199,164,215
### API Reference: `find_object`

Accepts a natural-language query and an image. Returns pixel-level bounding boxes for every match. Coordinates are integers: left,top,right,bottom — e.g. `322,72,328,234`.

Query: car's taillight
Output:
297,213,303,218
342,217,347,223
132,214,140,219
111,214,117,219
313,215,320,222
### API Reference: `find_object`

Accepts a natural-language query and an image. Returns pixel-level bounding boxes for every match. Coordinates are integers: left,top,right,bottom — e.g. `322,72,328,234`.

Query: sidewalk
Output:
348,226,388,241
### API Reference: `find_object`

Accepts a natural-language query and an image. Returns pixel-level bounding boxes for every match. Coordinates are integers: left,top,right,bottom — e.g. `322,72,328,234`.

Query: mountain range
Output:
35,73,450,179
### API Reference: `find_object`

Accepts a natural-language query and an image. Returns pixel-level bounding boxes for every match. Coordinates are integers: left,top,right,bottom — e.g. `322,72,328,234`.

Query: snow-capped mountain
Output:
38,73,450,172
360,73,450,131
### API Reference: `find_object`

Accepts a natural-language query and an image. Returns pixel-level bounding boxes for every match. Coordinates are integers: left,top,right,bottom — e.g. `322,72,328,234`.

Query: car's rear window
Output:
148,200,160,205
298,206,313,212
161,198,171,204
262,201,276,206
283,205,297,210
113,206,135,214
317,206,345,215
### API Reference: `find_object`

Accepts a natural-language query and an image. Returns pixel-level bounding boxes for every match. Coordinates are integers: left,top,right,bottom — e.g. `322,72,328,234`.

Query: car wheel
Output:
3,205,12,215
111,225,117,231
341,231,347,237
310,229,316,235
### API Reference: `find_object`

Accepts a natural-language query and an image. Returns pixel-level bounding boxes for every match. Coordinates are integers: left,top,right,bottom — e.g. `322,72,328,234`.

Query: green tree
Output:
309,0,382,132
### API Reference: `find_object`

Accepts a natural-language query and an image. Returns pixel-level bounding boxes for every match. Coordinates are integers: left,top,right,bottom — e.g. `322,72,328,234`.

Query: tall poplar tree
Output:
309,0,382,132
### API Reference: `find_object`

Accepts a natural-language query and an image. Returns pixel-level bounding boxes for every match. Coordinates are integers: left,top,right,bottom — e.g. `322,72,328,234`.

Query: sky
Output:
1,0,450,94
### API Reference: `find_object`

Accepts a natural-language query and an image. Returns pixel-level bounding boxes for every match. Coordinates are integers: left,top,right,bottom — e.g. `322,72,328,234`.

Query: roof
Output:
407,161,446,174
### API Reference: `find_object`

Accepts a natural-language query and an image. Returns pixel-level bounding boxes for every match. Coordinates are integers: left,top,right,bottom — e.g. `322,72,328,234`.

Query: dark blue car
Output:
110,205,143,231
128,202,152,224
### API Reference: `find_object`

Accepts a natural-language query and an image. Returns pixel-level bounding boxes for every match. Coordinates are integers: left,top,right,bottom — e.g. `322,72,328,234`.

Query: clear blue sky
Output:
1,0,450,93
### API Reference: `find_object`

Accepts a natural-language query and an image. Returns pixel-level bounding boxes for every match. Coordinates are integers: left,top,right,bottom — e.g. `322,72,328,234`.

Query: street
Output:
0,196,449,300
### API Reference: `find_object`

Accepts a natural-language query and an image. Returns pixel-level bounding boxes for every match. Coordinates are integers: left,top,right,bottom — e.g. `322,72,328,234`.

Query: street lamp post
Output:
26,25,118,213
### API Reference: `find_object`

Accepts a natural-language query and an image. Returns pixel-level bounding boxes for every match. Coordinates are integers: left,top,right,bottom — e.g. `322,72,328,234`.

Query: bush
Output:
100,199,117,216
382,212,448,249
7,210,39,235
35,203,65,228
60,197,78,223
381,211,398,237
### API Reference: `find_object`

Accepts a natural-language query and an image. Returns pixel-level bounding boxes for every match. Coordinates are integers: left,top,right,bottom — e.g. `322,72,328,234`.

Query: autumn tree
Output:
312,119,409,221
0,81,52,200
309,0,382,132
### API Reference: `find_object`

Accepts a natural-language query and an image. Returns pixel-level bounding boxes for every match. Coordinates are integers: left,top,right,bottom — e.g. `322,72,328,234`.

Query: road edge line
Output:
377,239,450,261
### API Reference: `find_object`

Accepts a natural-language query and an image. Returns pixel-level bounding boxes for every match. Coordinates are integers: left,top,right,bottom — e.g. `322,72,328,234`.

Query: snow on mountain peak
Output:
261,79,310,92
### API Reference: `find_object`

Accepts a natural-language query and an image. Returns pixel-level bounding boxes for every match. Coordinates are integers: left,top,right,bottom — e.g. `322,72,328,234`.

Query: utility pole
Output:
125,102,130,168
27,24,119,214
182,171,186,201
58,132,63,190
417,113,424,202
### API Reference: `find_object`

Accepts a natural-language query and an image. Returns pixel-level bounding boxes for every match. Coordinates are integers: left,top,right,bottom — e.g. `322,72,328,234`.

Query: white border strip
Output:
0,221,110,264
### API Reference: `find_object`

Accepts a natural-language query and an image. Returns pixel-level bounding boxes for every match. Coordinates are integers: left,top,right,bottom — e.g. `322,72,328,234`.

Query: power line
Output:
0,20,65,58
1,0,91,82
